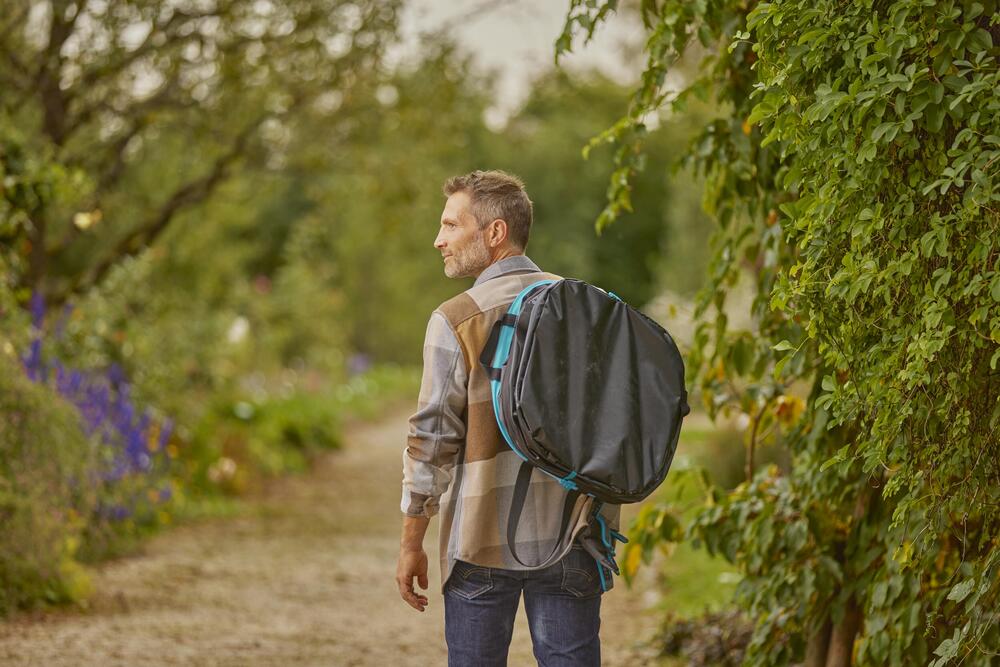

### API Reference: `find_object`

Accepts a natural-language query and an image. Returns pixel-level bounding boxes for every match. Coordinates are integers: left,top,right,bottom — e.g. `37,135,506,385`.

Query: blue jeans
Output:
443,543,608,667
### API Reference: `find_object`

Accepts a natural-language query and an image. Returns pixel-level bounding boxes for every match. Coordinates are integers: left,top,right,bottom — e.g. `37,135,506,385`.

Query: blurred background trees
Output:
2,0,399,301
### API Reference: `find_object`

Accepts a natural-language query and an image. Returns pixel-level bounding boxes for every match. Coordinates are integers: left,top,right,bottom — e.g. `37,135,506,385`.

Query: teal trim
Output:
595,513,612,549
595,557,608,592
492,323,516,368
607,291,622,301
592,500,610,591
557,470,578,491
488,278,557,369
595,503,621,577
487,279,558,464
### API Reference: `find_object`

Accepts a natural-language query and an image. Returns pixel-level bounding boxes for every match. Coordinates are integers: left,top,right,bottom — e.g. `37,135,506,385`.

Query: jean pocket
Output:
446,560,494,600
561,547,612,598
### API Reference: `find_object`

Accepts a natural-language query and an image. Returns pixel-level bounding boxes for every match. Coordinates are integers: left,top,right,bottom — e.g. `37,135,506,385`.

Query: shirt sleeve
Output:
400,310,468,518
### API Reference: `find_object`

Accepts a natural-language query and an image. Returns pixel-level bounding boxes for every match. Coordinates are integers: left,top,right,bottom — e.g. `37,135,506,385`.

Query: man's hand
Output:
396,547,430,612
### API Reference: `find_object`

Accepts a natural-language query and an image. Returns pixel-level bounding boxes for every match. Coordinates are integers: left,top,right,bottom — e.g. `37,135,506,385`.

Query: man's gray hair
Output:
443,170,533,250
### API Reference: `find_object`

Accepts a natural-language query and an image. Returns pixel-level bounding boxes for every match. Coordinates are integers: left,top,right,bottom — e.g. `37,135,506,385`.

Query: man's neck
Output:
490,247,521,264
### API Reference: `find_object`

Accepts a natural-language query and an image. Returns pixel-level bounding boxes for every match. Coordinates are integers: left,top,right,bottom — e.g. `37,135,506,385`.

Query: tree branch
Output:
48,123,145,258
34,0,86,146
62,74,189,150
53,114,268,303
47,87,193,258
64,15,259,143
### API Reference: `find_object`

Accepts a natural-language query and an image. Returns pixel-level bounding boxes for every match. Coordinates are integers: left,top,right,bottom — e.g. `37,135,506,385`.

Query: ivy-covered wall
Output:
560,1,999,665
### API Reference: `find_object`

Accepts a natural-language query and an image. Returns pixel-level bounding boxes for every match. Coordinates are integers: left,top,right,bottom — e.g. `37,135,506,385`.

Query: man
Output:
396,170,620,666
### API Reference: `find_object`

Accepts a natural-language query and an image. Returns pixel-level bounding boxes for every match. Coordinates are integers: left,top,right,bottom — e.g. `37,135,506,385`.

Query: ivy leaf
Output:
967,28,993,53
856,141,878,162
920,229,939,257
773,353,794,379
933,637,959,661
820,444,851,471
947,579,975,602
622,543,643,582
872,122,896,143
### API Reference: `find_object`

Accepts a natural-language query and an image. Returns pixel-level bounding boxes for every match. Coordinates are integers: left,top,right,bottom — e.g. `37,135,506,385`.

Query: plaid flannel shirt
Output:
400,255,620,591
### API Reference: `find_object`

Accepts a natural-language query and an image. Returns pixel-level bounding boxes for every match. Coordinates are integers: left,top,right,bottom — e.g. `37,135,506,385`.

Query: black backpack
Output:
480,278,689,587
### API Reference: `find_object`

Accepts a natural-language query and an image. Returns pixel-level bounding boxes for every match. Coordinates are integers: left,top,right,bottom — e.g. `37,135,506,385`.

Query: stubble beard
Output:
444,233,491,279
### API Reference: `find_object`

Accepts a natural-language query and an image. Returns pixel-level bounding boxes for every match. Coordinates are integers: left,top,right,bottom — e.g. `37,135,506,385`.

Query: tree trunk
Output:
823,477,876,667
804,619,832,667
825,595,862,667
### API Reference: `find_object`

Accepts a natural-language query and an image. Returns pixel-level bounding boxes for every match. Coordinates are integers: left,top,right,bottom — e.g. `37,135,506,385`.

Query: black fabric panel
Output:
489,279,687,505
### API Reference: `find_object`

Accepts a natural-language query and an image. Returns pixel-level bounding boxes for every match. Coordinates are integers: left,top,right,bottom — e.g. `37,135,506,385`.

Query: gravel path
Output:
0,407,667,666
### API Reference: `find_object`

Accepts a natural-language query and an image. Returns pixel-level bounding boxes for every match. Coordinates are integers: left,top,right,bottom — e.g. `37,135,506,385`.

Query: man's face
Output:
435,191,491,279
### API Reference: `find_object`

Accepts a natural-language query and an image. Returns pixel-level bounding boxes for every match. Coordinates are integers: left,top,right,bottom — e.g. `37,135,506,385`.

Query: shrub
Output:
182,365,420,497
656,609,754,667
183,389,345,497
0,353,96,616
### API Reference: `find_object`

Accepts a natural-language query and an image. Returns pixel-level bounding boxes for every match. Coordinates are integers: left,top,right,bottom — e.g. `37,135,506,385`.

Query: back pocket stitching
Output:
449,562,493,600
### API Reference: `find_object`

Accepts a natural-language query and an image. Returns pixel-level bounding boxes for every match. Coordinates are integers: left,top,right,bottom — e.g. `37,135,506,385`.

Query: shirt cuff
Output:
401,489,440,518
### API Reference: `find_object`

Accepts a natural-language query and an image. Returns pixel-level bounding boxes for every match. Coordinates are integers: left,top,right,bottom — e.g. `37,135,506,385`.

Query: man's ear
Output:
487,219,508,248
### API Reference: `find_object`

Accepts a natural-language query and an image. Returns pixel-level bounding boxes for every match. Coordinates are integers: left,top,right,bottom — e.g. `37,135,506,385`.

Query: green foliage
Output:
0,0,400,303
493,70,713,304
561,0,1000,664
0,353,96,616
186,392,340,493
279,44,711,362
285,43,490,362
181,366,419,497
0,123,83,350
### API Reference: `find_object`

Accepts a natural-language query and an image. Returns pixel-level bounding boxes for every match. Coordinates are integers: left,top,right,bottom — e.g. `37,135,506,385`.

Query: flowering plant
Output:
21,291,174,535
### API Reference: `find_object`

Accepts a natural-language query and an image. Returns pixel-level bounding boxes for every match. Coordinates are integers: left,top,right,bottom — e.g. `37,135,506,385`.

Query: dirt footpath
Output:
0,408,667,666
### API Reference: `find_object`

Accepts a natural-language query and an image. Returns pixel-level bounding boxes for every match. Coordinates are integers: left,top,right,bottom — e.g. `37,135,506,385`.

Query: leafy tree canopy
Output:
0,0,399,301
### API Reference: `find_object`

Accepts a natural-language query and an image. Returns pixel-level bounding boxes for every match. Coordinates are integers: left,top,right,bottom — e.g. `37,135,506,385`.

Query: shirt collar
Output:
473,255,541,287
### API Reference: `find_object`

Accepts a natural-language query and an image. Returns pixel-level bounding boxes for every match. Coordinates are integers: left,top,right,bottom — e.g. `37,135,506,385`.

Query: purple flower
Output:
96,503,133,521
19,317,175,526
29,290,45,329
22,339,44,381
107,362,125,387
158,418,174,449
348,352,371,376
